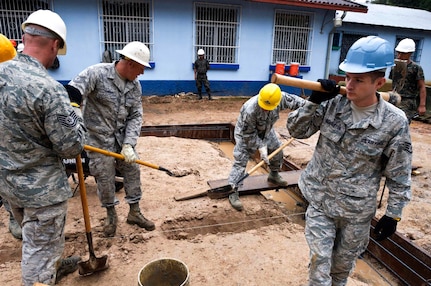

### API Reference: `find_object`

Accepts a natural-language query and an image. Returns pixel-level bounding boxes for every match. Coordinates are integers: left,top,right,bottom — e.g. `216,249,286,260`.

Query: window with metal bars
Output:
194,2,240,64
99,0,153,62
0,0,50,43
272,10,313,65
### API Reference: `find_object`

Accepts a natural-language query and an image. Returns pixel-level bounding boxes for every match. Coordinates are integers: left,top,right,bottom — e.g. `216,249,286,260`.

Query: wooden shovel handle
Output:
271,73,393,102
76,154,92,233
84,145,159,170
236,137,295,186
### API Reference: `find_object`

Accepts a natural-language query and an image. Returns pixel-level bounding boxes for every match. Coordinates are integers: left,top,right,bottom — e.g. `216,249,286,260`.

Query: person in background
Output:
287,36,412,286
389,38,427,123
66,41,155,238
193,48,212,100
227,83,306,211
0,33,23,240
0,10,87,286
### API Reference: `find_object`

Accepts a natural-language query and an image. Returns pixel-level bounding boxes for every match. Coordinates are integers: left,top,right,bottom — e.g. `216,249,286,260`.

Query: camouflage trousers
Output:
305,205,370,286
89,152,142,207
195,74,211,95
228,136,283,186
399,97,418,123
10,201,68,286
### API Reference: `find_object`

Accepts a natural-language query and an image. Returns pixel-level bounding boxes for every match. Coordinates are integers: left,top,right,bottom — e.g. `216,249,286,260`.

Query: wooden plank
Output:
174,170,302,201
368,219,431,285
207,170,302,196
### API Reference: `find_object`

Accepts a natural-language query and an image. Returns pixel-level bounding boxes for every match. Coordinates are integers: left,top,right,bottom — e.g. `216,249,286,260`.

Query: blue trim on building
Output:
269,64,311,73
58,79,309,97
191,63,240,70
140,80,309,96
139,80,265,96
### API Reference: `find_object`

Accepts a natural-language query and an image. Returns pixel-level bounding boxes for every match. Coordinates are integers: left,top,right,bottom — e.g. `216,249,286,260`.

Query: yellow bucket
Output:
138,258,190,286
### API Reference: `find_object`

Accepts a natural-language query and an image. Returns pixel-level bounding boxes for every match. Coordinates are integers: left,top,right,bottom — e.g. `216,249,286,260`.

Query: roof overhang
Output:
248,0,368,13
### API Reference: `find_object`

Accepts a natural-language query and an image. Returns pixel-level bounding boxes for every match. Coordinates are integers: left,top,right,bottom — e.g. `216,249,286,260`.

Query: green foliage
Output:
372,0,431,11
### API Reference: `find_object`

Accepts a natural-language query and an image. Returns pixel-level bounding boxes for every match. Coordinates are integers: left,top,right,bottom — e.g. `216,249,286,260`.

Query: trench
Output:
141,123,431,286
157,136,307,239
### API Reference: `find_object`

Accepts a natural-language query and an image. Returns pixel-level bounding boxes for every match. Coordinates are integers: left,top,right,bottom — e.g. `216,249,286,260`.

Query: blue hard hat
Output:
339,36,394,73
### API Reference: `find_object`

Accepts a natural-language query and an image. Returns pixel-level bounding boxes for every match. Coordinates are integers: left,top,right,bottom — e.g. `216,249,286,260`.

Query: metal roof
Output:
248,0,368,13
343,3,431,31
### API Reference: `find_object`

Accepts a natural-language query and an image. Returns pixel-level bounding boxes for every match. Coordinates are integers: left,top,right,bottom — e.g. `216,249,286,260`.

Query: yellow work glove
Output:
121,144,138,163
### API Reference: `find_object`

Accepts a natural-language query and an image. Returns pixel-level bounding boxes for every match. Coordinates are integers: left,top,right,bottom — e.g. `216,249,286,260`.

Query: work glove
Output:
258,145,270,165
121,144,138,163
308,79,340,104
374,215,398,241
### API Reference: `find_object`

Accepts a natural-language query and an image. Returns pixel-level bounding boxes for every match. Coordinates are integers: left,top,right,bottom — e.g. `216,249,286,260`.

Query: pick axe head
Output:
207,185,235,199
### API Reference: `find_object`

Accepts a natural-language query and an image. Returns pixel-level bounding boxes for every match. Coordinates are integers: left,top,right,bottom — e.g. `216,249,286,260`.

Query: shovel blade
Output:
207,185,234,199
78,254,109,276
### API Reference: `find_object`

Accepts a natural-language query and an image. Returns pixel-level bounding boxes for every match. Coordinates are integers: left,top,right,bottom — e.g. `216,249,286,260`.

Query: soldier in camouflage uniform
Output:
66,41,155,238
0,10,87,286
227,83,306,211
287,36,412,286
0,33,23,240
193,49,211,100
389,38,427,123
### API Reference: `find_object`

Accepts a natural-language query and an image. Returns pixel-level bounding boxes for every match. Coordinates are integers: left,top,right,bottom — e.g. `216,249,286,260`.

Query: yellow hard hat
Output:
0,34,17,63
258,83,282,111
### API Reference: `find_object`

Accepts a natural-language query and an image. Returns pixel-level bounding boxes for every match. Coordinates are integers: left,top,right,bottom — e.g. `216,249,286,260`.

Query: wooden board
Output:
174,170,302,201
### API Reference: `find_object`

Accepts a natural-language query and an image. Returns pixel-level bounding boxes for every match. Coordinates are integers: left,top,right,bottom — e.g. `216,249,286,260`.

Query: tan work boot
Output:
9,213,22,240
268,171,288,186
228,191,243,211
55,256,81,283
103,206,117,237
127,203,155,231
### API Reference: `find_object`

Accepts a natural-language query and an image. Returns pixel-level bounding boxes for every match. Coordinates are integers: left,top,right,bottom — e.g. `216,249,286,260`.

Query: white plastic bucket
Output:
138,258,190,286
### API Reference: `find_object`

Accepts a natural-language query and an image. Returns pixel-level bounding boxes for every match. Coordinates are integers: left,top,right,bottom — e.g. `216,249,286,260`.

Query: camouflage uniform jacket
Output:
0,54,86,208
287,94,412,220
69,62,143,151
235,92,305,149
389,61,425,98
194,58,210,75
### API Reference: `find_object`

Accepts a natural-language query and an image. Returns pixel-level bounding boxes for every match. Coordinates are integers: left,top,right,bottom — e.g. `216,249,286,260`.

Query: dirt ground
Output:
0,93,430,286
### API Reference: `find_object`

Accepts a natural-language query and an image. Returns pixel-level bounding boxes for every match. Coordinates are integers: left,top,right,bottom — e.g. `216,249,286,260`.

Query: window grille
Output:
99,0,153,62
194,2,240,64
0,0,50,43
272,10,313,65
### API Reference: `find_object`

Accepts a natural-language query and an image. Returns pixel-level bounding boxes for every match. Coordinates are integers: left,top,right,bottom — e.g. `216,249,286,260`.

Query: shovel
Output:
76,154,109,275
84,145,188,177
207,137,295,199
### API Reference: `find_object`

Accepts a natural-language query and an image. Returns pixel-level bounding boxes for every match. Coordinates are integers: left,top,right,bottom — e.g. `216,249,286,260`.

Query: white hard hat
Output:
22,10,67,55
116,41,151,67
197,49,205,56
395,38,415,53
17,43,24,53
